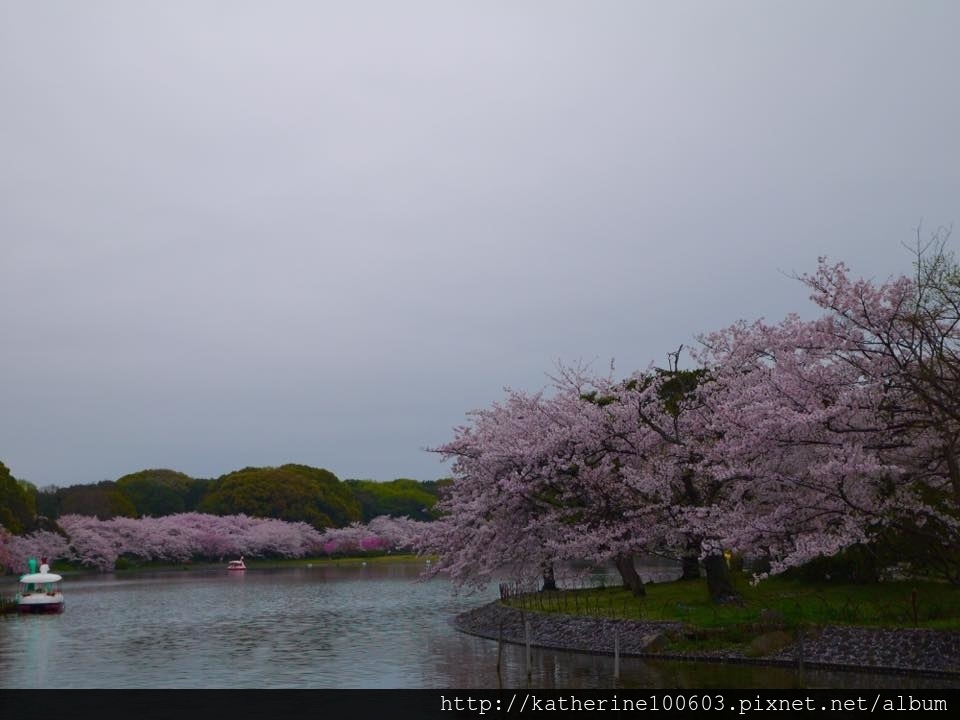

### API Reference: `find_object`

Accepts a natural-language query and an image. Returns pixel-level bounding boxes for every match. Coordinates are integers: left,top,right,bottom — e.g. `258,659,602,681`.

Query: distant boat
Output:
227,557,246,571
17,558,65,614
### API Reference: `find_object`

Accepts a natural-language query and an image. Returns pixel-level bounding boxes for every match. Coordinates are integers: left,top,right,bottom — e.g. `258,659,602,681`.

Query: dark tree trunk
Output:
614,554,646,597
541,562,557,592
944,445,960,509
681,553,701,580
679,475,704,581
704,552,739,603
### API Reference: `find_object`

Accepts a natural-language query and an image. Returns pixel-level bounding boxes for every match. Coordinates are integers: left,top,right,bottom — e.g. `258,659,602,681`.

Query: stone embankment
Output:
454,601,960,678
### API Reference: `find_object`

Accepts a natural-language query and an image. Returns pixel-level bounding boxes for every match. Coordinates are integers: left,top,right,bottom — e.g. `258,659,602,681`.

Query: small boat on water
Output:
227,556,246,571
17,558,65,614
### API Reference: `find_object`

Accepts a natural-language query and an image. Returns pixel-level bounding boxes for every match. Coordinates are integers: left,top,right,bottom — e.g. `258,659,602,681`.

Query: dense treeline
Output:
0,461,36,535
345,478,450,521
0,513,430,573
10,462,446,530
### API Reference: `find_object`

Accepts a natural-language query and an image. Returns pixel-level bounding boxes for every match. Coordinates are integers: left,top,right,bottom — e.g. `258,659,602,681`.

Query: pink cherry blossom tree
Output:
315,515,428,556
52,513,325,571
693,236,960,581
548,361,740,600
420,388,590,593
425,237,960,595
0,525,71,574
422,370,728,598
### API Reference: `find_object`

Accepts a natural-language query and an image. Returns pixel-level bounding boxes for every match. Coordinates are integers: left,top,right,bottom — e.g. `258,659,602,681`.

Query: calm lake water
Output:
0,562,954,689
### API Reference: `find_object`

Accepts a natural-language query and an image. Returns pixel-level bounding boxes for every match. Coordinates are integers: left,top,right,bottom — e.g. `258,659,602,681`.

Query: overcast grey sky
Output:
1,1,957,487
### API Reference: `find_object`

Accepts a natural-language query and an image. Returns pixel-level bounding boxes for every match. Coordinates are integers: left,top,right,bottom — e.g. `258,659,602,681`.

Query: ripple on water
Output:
3,564,954,688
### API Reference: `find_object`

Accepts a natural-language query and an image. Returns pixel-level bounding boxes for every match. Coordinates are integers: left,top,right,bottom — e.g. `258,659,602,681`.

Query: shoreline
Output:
1,553,427,578
454,601,960,680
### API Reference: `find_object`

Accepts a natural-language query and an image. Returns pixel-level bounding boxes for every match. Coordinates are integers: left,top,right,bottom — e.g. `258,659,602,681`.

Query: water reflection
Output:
1,563,955,689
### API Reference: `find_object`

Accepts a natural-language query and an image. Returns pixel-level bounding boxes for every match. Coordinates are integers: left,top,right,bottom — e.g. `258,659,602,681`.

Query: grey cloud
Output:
1,1,957,485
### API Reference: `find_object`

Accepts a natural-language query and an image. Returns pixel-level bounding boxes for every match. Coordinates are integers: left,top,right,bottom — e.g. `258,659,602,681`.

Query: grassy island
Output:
501,575,960,656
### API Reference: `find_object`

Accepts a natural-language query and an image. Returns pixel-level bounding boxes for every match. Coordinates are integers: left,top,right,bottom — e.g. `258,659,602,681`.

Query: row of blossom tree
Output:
0,513,427,572
419,234,960,600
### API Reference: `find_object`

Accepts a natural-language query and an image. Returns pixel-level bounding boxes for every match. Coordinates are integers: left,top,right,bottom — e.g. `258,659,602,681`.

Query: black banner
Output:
1,689,957,720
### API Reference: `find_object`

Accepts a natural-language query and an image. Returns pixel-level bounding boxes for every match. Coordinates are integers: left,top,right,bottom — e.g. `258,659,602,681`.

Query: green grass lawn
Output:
502,573,960,631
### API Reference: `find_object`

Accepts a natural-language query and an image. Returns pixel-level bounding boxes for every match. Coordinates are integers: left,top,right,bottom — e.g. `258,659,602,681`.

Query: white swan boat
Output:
17,559,65,614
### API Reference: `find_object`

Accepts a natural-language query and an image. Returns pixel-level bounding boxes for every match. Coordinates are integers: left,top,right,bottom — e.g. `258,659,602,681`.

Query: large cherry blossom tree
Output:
428,238,960,594
692,234,960,581
422,365,739,599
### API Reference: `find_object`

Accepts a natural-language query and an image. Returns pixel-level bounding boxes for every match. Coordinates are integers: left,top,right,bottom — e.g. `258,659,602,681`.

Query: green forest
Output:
0,460,447,532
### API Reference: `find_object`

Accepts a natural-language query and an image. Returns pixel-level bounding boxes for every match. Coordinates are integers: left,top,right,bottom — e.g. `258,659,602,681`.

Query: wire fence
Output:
499,578,641,620
499,581,960,627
